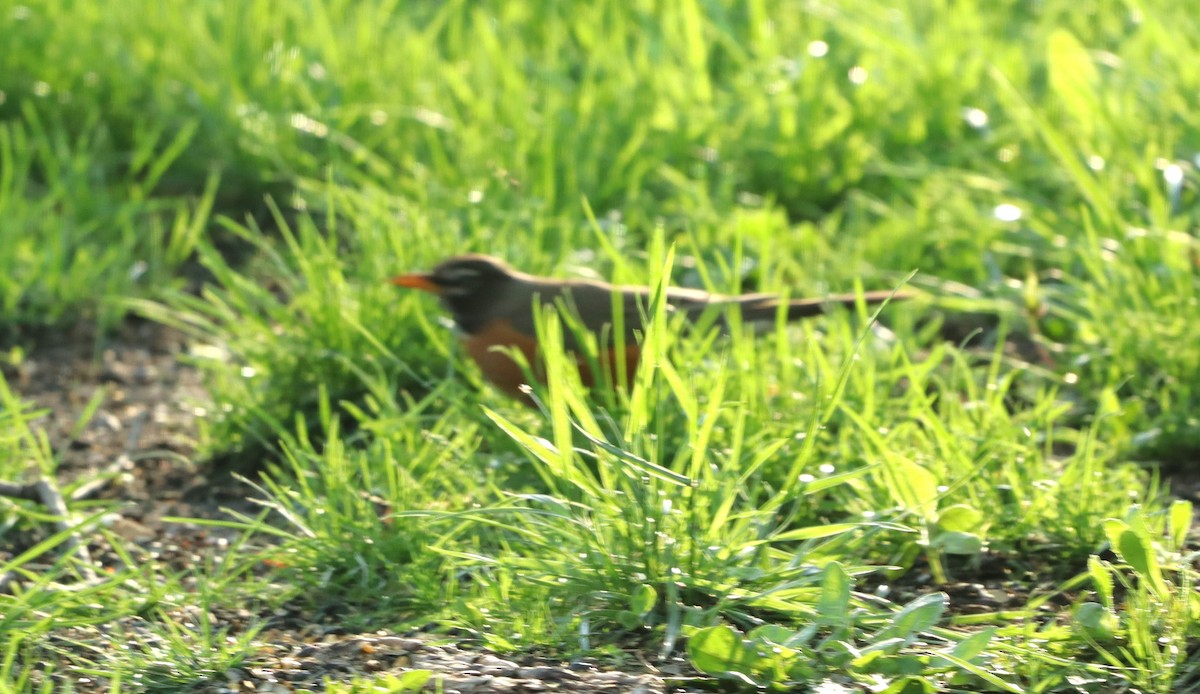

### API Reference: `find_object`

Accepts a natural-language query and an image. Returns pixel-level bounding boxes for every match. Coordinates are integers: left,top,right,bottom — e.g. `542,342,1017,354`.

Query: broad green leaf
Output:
816,561,851,629
1073,602,1117,641
687,625,757,676
747,625,799,658
937,504,984,533
1117,528,1169,596
861,654,927,676
946,627,996,663
1102,519,1129,550
630,584,657,616
880,455,939,522
747,624,797,647
882,592,946,640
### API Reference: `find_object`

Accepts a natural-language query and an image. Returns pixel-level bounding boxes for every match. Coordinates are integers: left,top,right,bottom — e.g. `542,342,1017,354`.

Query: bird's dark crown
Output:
427,254,515,294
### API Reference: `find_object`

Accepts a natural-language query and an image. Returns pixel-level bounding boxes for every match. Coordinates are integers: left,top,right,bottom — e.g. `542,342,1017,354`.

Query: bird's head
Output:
390,254,518,332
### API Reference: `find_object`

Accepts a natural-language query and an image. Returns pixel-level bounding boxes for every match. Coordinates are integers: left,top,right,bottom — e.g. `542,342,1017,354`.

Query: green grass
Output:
2,0,1199,691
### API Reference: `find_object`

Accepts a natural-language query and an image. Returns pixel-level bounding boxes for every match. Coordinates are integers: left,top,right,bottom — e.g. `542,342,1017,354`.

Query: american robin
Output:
391,254,908,402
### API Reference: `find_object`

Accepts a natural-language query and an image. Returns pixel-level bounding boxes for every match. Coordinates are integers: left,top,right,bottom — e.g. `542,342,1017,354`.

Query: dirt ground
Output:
5,322,218,529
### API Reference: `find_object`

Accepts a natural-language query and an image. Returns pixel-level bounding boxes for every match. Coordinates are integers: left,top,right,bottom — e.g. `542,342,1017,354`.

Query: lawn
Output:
2,0,1199,691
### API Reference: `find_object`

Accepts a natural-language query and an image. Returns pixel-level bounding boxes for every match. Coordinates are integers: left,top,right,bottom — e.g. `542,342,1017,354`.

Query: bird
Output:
391,254,908,402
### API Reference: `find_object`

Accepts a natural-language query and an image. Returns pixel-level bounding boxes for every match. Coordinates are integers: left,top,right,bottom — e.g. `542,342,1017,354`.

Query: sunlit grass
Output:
1,0,1198,690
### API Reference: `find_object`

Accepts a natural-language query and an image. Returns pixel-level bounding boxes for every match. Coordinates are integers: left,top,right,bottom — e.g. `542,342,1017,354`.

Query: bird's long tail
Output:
737,289,911,323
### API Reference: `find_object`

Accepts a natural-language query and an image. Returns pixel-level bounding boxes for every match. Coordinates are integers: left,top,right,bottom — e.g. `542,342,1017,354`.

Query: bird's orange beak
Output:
389,273,441,294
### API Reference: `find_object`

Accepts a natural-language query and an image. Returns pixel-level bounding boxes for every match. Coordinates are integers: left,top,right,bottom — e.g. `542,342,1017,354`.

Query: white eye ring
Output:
438,267,481,283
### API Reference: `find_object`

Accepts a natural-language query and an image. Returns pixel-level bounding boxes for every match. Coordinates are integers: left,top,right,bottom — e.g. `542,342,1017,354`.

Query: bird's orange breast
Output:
461,319,541,402
460,319,640,404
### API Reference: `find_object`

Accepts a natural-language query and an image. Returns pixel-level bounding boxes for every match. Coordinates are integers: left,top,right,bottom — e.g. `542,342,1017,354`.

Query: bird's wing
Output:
494,279,705,350
551,281,656,350
493,275,905,351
